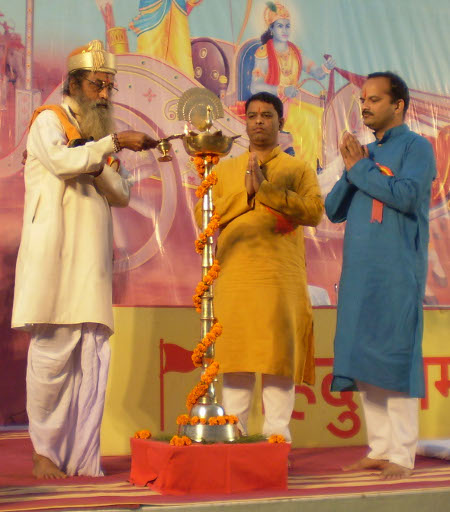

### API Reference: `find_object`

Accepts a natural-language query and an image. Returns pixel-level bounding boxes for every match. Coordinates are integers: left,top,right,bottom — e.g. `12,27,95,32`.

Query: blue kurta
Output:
325,124,436,397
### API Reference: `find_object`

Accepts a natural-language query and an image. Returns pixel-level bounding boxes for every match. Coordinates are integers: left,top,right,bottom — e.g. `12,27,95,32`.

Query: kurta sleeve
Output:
325,171,358,223
255,161,323,227
27,110,114,180
94,165,131,207
347,137,436,214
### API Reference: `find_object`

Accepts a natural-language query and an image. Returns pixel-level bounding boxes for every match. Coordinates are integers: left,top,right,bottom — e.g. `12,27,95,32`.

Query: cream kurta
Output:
12,100,131,334
198,147,323,384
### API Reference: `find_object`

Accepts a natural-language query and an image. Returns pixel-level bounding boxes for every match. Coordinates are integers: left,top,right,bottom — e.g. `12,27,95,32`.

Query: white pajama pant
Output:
222,372,295,442
357,381,419,469
26,323,111,476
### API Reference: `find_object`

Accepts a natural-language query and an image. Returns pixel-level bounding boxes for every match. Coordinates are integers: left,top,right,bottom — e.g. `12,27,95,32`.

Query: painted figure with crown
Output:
129,0,203,77
251,2,335,168
11,40,159,479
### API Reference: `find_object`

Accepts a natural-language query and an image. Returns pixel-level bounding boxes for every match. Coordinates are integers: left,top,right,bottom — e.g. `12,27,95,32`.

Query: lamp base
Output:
181,423,239,443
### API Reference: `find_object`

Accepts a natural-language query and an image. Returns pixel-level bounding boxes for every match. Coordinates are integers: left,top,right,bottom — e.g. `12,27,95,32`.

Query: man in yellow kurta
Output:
210,92,323,441
12,40,157,479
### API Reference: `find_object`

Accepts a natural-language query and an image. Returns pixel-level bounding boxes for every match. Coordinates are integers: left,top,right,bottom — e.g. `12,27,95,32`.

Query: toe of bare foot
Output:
343,456,388,471
32,453,67,479
380,462,412,480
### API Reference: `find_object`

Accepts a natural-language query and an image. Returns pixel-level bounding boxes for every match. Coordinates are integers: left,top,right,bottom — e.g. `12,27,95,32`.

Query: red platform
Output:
129,438,290,495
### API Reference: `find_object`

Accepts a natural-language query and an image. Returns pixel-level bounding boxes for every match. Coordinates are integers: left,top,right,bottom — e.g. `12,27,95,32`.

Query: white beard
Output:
75,93,114,141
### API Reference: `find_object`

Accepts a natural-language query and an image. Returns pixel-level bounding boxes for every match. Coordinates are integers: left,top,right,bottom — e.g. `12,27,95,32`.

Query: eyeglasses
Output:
84,77,118,95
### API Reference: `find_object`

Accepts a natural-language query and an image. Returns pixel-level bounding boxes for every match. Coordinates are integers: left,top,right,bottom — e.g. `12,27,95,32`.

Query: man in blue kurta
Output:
325,72,436,479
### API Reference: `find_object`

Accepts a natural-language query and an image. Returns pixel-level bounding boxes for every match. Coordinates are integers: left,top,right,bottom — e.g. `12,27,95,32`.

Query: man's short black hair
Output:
245,92,283,120
367,71,410,116
62,69,89,96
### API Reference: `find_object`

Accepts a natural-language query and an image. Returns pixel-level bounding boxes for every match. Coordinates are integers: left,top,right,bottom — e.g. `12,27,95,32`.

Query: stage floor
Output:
1,431,449,512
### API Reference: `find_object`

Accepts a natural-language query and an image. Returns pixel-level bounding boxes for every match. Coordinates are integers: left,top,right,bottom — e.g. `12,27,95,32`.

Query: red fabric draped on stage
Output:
130,438,290,494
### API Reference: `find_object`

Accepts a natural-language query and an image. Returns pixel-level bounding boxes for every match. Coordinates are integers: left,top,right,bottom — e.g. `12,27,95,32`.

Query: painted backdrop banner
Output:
0,0,448,424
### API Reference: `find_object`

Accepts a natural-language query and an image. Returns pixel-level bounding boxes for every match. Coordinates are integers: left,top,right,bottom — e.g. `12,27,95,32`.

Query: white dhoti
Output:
26,323,111,476
222,372,295,442
357,380,419,469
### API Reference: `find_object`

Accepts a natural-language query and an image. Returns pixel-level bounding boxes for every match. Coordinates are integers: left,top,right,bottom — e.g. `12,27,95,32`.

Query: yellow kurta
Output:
199,147,323,385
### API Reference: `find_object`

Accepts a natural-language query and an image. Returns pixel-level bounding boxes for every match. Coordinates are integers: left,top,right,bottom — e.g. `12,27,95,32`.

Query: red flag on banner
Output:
161,341,195,374
159,339,196,430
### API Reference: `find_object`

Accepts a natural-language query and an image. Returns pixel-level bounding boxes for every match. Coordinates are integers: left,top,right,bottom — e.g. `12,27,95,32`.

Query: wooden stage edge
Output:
1,430,449,512
27,489,450,512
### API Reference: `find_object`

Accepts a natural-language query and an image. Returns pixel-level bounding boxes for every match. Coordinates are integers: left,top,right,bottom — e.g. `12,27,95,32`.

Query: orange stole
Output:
29,105,81,142
370,163,394,223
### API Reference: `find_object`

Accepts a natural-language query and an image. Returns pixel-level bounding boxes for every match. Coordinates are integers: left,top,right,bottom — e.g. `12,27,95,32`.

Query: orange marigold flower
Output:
194,156,204,166
212,155,220,164
201,374,213,385
217,416,227,425
211,324,223,336
134,429,151,439
192,356,202,367
170,435,191,446
203,275,214,285
176,414,189,425
227,415,239,424
186,383,208,410
268,434,286,443
190,416,200,425
208,417,219,425
200,418,207,425
194,241,205,254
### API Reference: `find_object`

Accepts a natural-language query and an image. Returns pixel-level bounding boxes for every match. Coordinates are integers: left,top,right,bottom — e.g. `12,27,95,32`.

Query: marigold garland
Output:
134,429,151,439
195,213,220,254
186,382,209,410
192,154,220,178
191,321,223,367
226,415,239,425
268,434,286,444
200,361,219,385
192,260,221,312
176,413,238,426
196,172,218,198
176,414,189,426
185,362,220,411
170,435,192,446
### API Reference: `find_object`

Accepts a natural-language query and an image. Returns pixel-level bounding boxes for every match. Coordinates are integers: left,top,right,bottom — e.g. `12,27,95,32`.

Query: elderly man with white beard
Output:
12,40,158,479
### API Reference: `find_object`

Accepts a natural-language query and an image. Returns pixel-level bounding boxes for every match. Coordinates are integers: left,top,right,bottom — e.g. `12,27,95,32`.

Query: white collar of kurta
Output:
62,96,82,131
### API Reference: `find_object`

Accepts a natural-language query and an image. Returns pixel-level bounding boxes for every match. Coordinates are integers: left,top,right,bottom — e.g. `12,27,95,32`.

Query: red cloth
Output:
265,39,302,86
130,438,290,495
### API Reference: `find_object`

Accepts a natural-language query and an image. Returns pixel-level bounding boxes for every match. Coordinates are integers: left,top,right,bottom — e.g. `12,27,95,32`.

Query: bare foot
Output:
32,452,66,479
380,462,412,480
343,456,388,471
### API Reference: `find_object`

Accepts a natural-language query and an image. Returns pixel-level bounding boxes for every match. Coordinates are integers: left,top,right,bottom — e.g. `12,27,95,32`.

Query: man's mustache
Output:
93,100,110,109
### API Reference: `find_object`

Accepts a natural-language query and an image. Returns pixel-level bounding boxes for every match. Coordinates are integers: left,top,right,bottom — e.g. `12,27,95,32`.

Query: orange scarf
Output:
370,163,394,223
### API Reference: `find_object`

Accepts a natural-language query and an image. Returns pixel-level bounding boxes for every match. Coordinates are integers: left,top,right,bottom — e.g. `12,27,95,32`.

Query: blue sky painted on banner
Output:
1,0,448,94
